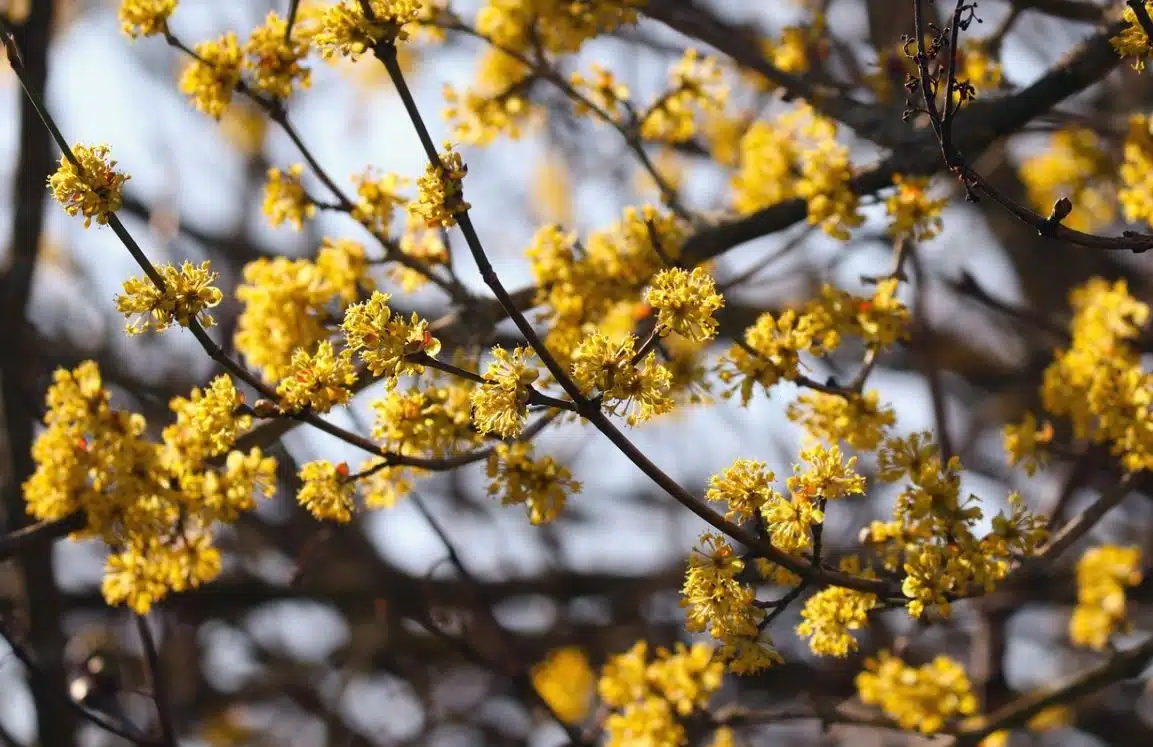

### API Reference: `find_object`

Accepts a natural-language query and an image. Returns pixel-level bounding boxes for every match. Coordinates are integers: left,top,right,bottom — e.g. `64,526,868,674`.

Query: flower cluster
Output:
1069,544,1143,650
371,377,477,458
47,144,130,228
733,105,862,239
1112,2,1153,71
598,641,724,747
263,164,316,231
179,32,243,118
314,0,423,59
640,49,729,143
1036,278,1153,472
885,174,947,241
530,647,596,725
718,280,908,405
1020,126,1115,233
470,346,541,438
787,389,896,450
341,291,440,386
476,0,639,57
569,332,674,425
1120,114,1153,225
297,460,357,523
864,433,1048,617
408,144,470,228
796,557,878,657
118,0,176,39
276,340,358,413
351,169,409,235
681,532,784,675
115,261,224,335
644,266,725,342
856,652,978,734
235,240,373,381
486,443,582,525
23,362,275,613
244,11,312,99
443,49,541,146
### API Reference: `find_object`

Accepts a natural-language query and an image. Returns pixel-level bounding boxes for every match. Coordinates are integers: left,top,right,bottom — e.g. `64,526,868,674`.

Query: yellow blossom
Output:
486,443,582,525
1112,3,1153,71
118,0,176,39
569,332,674,425
297,460,357,523
276,340,358,413
408,144,469,228
47,144,129,228
243,11,313,99
179,32,243,119
351,169,408,235
1070,544,1142,650
115,260,224,335
705,459,779,523
640,49,728,143
531,647,595,724
263,164,315,230
470,346,540,438
885,175,947,241
787,390,896,451
856,652,978,734
341,291,440,386
645,266,724,342
314,0,422,59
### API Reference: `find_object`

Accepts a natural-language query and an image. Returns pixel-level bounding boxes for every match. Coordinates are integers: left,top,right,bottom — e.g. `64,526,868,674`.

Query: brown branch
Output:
134,616,178,747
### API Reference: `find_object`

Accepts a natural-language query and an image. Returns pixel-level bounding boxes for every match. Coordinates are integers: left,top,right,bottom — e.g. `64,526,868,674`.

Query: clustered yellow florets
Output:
409,144,470,228
598,641,723,747
733,105,862,239
115,260,224,335
470,346,540,438
787,389,896,450
314,0,423,59
1119,114,1153,225
47,144,130,228
1069,544,1143,650
118,0,176,39
531,647,596,725
1112,2,1153,71
276,340,358,413
640,49,729,143
443,49,541,146
718,279,909,405
371,377,477,458
856,652,978,734
864,433,1048,617
244,11,313,99
644,266,725,342
23,362,275,613
235,240,373,381
297,460,357,523
179,32,244,119
1037,278,1153,472
569,332,674,425
486,443,582,525
1020,126,1115,233
886,174,947,241
263,164,316,230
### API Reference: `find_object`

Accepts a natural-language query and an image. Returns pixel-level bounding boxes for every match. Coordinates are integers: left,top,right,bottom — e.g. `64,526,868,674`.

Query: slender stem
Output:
0,511,87,562
134,616,178,747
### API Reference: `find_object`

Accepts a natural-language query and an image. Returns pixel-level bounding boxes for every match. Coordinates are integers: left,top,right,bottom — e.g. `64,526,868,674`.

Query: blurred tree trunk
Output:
0,2,77,745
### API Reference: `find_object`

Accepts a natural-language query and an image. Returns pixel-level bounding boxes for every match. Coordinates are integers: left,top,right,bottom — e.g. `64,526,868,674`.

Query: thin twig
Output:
134,616,178,747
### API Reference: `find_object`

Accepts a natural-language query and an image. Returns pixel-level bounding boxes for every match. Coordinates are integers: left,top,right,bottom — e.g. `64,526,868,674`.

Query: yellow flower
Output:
314,0,422,59
569,332,674,425
371,381,477,458
640,49,728,143
408,143,470,228
115,260,224,335
796,558,877,656
341,291,440,386
118,0,176,39
179,32,243,119
162,374,249,463
276,340,358,413
1020,126,1115,233
351,169,409,235
705,459,779,523
1112,2,1153,71
47,144,130,228
297,460,356,523
787,390,896,451
262,164,316,230
787,442,866,501
1002,412,1053,476
443,49,541,146
856,652,978,734
1070,544,1142,650
885,174,947,241
243,11,313,100
531,647,595,724
645,266,724,342
486,443,582,525
470,346,539,438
